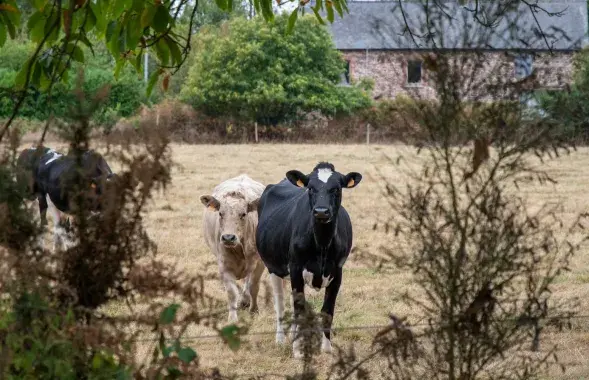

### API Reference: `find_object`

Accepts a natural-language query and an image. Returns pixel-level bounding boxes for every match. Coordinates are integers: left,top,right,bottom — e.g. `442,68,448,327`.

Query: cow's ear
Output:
200,195,220,211
247,198,260,213
286,170,309,188
342,172,362,188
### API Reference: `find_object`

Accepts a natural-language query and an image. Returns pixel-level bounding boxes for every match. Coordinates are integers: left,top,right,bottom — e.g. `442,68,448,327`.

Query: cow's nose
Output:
221,234,237,244
313,207,330,220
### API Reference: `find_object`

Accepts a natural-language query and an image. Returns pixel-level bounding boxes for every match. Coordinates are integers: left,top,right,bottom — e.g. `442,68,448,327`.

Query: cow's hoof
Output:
249,305,259,314
228,311,239,324
321,335,333,354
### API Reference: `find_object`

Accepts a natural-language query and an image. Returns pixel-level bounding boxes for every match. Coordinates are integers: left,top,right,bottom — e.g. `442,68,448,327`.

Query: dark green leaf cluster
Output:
180,14,372,125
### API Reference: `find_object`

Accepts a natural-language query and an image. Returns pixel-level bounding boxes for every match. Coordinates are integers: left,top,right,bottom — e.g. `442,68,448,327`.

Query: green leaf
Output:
30,15,46,43
31,61,42,87
286,8,298,35
177,347,197,364
133,52,143,73
172,339,181,352
75,33,94,55
0,22,6,47
153,5,170,33
162,345,173,358
341,0,349,13
113,0,131,19
159,303,180,325
105,20,117,42
165,36,182,66
90,1,106,34
85,5,97,32
214,0,228,12
114,59,126,79
333,0,343,18
4,15,16,39
140,5,157,29
44,12,59,43
311,6,325,25
92,353,103,369
14,60,32,90
39,66,51,90
227,0,234,12
155,38,170,66
167,367,182,378
69,45,85,63
126,15,142,50
260,0,274,22
253,0,261,15
27,10,44,33
326,3,334,23
107,21,122,57
32,0,46,10
220,324,242,351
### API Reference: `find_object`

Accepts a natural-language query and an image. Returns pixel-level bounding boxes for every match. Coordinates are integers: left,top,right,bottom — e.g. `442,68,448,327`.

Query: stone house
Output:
327,0,589,102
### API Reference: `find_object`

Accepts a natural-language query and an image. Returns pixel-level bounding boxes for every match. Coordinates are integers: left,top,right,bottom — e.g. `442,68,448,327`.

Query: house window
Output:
514,53,534,79
344,60,350,83
407,60,422,84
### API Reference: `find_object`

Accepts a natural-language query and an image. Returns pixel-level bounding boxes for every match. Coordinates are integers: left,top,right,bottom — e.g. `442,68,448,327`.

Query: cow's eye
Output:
329,188,339,194
240,213,246,219
219,213,224,219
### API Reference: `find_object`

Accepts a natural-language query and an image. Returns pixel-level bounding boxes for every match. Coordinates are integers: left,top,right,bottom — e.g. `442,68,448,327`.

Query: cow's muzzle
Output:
221,234,238,247
313,207,331,223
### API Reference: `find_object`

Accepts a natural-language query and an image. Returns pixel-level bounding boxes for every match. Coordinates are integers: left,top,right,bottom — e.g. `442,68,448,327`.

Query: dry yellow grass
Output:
25,141,589,379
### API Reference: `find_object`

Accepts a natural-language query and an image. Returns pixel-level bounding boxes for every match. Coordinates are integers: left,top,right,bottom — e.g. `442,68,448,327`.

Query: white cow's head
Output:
200,192,259,249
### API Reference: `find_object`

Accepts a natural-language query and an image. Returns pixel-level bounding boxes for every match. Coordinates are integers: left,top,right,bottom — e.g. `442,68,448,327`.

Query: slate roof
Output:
327,0,589,51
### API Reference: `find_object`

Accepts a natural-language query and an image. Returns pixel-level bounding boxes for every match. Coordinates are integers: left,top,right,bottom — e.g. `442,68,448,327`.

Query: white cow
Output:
200,174,266,323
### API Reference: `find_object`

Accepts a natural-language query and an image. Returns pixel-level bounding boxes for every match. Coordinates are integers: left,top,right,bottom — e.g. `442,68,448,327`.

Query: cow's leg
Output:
242,259,265,314
47,196,65,252
269,273,286,344
290,267,306,359
221,270,241,323
319,267,342,354
34,194,48,250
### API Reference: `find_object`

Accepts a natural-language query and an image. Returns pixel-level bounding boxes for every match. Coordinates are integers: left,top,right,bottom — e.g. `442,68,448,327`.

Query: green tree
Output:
537,48,589,140
180,14,372,125
0,0,350,142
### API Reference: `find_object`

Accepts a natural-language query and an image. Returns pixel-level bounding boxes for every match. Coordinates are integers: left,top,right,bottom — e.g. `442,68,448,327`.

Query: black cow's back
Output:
256,179,308,277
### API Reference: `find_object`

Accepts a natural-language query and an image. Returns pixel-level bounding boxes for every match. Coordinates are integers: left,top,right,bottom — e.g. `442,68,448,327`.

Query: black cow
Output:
255,162,362,358
16,146,116,251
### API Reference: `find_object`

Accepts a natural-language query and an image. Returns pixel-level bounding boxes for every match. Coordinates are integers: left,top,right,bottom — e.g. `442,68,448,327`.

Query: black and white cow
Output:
16,146,116,251
255,162,362,358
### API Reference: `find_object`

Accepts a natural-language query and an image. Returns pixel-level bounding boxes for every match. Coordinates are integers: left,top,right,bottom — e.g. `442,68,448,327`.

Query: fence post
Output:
156,109,160,127
366,123,370,145
255,122,258,143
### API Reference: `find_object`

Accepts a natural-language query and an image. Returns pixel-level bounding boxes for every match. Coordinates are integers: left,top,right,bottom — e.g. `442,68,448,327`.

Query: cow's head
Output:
200,192,259,248
80,150,117,211
286,162,362,224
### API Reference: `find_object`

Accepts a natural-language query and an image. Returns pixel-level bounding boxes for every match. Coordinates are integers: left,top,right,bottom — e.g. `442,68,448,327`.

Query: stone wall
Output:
342,50,575,101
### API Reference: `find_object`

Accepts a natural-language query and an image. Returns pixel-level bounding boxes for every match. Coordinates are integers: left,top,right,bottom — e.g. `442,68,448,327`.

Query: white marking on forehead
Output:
317,168,333,183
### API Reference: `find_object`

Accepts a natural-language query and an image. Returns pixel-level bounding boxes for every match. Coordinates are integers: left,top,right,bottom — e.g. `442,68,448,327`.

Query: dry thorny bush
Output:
328,5,589,380
0,74,250,379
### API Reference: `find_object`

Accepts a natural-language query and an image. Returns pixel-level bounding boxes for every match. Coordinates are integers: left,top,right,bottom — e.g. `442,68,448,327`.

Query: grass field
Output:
28,141,589,379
